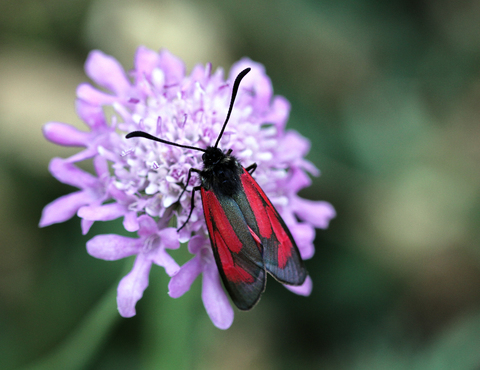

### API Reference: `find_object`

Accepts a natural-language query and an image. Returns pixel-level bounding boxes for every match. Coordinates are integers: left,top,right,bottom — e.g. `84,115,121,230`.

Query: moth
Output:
127,68,307,310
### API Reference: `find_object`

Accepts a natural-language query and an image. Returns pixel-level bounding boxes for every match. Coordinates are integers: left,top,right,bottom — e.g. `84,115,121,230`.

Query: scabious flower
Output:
39,46,336,329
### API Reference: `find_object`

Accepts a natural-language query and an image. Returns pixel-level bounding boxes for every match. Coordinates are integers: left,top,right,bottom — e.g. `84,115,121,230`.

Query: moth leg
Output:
245,163,257,174
178,185,201,231
177,167,201,231
177,167,201,202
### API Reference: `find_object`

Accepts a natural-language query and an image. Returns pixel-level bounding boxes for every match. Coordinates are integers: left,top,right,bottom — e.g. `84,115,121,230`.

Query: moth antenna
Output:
126,131,206,152
214,67,251,148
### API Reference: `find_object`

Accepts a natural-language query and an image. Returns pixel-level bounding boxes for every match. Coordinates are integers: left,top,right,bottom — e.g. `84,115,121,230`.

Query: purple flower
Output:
86,215,180,317
40,47,335,329
39,156,111,234
168,235,234,329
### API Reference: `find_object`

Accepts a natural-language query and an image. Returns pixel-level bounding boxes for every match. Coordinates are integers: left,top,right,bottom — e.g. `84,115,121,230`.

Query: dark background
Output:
1,0,480,369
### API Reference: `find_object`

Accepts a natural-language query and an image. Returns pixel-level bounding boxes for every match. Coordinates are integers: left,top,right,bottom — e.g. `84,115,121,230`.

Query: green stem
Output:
142,262,199,370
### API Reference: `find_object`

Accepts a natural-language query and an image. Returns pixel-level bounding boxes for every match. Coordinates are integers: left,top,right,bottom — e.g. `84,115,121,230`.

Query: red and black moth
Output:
126,68,307,310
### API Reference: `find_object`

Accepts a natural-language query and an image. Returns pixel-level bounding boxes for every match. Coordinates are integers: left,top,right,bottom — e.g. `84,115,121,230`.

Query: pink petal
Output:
293,197,336,229
65,147,98,163
123,211,139,232
264,96,290,130
277,131,312,163
77,83,117,106
188,235,208,254
117,254,152,317
76,100,107,130
152,248,180,276
202,260,234,330
284,276,313,296
158,227,180,250
230,59,272,112
93,155,109,178
280,212,314,260
81,218,94,235
86,234,141,260
284,167,312,194
85,50,131,95
158,49,185,85
137,215,158,237
134,46,161,82
289,222,315,260
43,122,90,147
109,183,133,203
78,203,125,221
189,63,210,84
168,256,202,298
39,191,93,227
299,158,320,176
49,158,97,188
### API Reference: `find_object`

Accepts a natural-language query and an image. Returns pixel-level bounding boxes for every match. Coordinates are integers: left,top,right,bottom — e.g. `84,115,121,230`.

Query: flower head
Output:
40,47,336,329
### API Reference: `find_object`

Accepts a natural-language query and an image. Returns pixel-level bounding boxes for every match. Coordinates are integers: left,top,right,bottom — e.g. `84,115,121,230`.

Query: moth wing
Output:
201,187,266,310
239,169,307,286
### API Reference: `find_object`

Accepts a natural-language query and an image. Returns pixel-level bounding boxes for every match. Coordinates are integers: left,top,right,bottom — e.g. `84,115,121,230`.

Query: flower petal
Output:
158,50,185,85
187,235,208,254
43,122,90,147
137,215,158,237
230,59,272,112
65,147,98,163
78,203,125,221
117,254,152,317
134,46,160,82
284,167,312,194
264,96,290,130
39,191,93,227
123,211,139,232
93,155,110,179
202,258,234,330
158,227,180,250
152,248,180,276
289,222,315,260
77,83,117,106
49,158,97,189
168,255,202,298
109,183,134,203
284,276,312,296
292,197,336,229
85,50,131,95
81,218,94,235
76,100,107,130
277,130,312,164
86,234,141,260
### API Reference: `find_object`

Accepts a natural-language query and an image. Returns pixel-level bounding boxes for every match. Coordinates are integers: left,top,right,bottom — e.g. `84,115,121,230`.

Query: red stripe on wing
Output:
202,188,250,282
202,188,243,253
239,169,307,285
201,187,266,309
239,169,293,268
265,205,292,268
211,227,254,283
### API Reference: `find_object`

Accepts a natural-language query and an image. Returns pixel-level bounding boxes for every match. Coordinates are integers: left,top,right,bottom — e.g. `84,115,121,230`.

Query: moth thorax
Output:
202,146,226,167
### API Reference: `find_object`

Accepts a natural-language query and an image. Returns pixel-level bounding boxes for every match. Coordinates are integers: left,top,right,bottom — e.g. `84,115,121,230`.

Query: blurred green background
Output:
1,0,480,369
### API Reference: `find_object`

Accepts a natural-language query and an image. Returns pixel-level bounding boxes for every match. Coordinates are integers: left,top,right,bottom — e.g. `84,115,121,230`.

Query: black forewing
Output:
201,187,266,310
